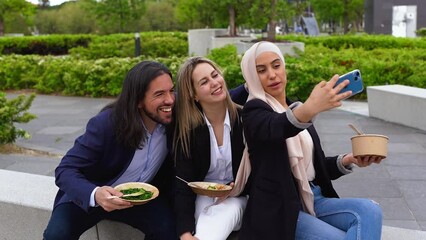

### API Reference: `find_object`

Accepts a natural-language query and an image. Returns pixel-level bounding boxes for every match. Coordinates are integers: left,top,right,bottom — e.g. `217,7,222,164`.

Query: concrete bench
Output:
2,169,424,240
0,169,144,240
367,85,426,131
0,169,239,240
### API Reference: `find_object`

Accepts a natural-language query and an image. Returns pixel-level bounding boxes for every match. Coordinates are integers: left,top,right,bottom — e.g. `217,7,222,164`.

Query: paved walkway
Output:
2,94,426,239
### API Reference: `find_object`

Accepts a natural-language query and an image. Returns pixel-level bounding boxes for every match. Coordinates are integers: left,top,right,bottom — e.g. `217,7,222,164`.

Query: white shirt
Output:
203,110,234,184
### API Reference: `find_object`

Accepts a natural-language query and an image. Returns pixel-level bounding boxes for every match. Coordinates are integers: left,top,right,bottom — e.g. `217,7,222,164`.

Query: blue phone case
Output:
336,69,364,97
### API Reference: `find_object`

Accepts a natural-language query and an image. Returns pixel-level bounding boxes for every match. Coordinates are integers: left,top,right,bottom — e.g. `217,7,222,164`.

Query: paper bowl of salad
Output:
114,182,159,205
188,181,232,198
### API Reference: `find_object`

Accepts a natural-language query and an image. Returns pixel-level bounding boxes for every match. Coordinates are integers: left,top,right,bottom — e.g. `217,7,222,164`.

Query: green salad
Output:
120,187,153,200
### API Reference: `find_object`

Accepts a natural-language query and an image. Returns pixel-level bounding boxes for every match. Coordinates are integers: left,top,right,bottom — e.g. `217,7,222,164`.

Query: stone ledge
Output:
367,85,426,131
2,169,425,239
0,169,144,239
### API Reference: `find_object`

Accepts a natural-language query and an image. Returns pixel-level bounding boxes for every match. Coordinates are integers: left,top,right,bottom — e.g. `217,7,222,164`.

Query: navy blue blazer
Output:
174,109,248,236
239,99,344,240
54,108,173,212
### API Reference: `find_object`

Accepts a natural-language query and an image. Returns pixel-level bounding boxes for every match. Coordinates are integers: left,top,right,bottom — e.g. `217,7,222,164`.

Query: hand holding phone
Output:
335,69,364,98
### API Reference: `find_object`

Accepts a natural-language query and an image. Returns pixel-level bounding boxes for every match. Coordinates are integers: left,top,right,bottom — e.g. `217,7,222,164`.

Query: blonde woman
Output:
173,57,250,240
239,41,383,240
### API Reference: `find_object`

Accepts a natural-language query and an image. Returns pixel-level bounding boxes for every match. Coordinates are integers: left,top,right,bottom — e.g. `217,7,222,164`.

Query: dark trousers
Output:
43,197,177,240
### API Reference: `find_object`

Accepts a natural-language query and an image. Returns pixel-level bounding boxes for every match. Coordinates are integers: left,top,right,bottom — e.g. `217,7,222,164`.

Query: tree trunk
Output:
267,20,277,42
267,0,277,41
228,6,236,37
343,0,349,34
0,19,4,36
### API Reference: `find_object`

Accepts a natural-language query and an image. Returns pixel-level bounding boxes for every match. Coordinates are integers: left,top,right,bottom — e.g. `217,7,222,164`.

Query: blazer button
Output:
74,199,83,206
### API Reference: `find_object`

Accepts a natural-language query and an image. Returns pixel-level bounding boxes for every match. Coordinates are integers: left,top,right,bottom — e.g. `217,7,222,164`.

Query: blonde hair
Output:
174,56,239,158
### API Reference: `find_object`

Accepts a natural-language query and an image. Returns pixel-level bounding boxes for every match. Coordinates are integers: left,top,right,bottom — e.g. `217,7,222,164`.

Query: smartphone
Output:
335,69,364,98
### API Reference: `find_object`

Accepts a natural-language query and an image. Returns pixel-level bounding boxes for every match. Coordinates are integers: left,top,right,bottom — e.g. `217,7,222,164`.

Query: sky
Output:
27,0,69,6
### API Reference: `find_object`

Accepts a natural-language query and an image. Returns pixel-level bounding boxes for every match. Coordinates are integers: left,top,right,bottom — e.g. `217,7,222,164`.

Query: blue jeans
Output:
295,184,382,240
43,197,177,240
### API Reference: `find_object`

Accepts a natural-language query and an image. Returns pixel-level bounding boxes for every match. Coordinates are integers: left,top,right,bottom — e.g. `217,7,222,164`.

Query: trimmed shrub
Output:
0,92,36,144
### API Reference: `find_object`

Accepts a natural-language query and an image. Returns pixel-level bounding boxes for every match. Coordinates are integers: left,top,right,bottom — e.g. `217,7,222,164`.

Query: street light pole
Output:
135,32,141,57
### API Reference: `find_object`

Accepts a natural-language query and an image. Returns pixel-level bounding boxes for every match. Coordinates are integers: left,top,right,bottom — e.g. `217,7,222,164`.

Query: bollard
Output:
135,32,141,57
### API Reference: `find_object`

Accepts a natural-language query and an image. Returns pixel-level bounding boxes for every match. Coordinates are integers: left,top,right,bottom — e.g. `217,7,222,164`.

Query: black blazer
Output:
239,99,344,240
174,109,247,236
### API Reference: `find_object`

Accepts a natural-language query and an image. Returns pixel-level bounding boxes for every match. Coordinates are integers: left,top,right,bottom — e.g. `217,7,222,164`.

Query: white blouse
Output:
203,110,233,184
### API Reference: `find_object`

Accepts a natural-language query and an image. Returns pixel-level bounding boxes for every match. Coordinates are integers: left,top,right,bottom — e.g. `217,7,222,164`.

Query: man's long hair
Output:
103,61,172,149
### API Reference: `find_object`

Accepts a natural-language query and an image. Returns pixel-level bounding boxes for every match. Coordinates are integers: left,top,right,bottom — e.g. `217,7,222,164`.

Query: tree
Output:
38,0,50,8
212,0,242,37
56,1,96,34
83,0,146,33
347,0,364,32
176,0,216,29
311,0,364,33
246,0,291,41
0,0,36,36
141,1,180,31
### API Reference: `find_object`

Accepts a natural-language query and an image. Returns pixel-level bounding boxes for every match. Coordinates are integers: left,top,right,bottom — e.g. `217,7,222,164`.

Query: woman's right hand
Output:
180,232,199,240
294,74,352,122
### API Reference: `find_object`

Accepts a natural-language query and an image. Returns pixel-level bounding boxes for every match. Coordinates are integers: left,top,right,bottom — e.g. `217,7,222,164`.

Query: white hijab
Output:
241,41,315,216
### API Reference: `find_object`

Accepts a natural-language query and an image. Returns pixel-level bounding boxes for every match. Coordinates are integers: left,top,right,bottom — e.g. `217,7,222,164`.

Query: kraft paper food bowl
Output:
351,134,389,158
114,182,159,205
188,181,232,198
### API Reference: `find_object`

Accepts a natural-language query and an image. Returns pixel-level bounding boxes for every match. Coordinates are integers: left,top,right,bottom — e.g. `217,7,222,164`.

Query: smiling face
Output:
255,51,287,102
138,73,175,131
191,62,227,106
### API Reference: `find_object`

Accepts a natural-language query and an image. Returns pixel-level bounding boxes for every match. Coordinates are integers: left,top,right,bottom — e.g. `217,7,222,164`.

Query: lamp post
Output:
135,32,141,57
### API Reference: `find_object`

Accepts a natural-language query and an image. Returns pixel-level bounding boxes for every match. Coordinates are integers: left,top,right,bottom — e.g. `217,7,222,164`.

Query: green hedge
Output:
0,32,188,58
277,34,426,50
2,43,424,100
0,55,186,97
0,35,92,55
417,28,426,37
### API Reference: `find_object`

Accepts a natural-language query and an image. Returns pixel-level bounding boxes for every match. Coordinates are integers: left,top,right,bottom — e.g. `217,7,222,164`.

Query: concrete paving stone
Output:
359,122,420,137
383,220,422,231
36,126,83,135
371,197,415,221
387,127,426,136
0,154,17,168
418,221,426,231
397,180,426,199
387,166,426,180
333,178,401,198
17,133,76,154
1,154,59,177
40,108,86,115
404,198,426,221
388,142,426,154
14,141,67,156
385,153,426,166
320,141,352,156
336,163,391,179
386,131,426,145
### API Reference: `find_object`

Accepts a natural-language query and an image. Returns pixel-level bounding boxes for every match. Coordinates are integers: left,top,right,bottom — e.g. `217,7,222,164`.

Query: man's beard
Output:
142,107,172,125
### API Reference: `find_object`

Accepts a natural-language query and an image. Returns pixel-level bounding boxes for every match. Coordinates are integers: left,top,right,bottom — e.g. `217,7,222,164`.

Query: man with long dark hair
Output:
44,61,177,239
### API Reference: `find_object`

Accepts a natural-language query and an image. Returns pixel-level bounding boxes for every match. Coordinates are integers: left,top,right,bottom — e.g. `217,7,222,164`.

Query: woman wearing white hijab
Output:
239,41,383,240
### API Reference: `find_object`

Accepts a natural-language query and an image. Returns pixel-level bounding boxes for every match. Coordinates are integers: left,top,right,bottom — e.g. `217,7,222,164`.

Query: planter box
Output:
235,41,305,57
188,28,256,56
